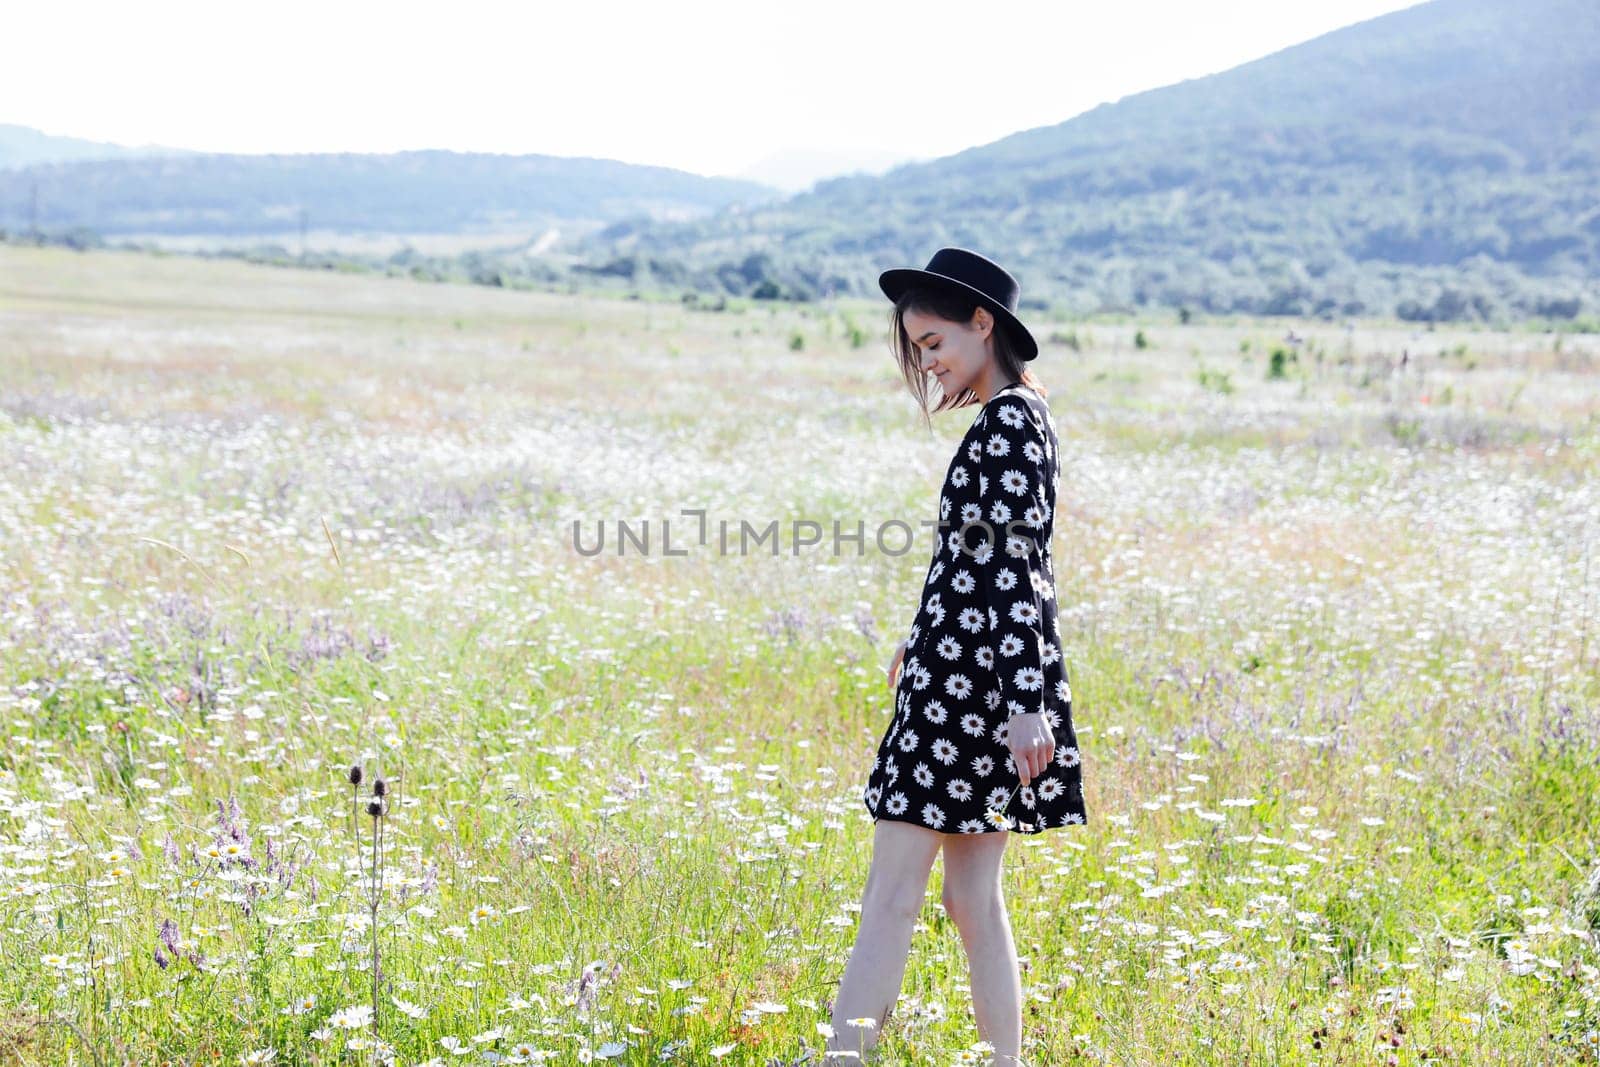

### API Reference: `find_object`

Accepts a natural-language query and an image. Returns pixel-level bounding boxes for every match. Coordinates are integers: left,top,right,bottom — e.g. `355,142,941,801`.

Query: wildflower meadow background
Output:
1,244,1597,1064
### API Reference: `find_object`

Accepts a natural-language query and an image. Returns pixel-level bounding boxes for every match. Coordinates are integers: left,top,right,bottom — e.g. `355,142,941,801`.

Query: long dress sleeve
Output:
966,398,1053,722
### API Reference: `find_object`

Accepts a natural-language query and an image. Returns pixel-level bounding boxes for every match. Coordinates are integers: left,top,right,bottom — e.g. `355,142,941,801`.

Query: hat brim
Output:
878,268,1039,361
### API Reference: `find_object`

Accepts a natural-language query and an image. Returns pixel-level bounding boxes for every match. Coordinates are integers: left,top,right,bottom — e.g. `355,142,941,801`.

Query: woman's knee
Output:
862,877,927,924
940,875,1004,928
860,821,940,921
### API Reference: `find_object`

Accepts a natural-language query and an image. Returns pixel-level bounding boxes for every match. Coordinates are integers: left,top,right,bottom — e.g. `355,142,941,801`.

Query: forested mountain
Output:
572,0,1600,321
5,0,1597,321
0,148,780,237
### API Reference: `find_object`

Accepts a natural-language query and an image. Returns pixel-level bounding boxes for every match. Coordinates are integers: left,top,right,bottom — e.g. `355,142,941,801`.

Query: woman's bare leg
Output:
940,830,1021,1064
827,819,943,1060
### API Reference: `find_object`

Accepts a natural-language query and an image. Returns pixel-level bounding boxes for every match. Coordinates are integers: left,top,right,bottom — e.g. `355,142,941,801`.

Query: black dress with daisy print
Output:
863,381,1087,834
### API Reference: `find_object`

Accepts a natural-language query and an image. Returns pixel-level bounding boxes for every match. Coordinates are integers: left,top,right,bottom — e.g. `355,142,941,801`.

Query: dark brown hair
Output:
889,282,1047,428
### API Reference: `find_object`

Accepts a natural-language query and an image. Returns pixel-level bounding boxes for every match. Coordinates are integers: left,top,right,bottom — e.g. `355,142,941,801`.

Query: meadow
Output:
0,244,1597,1065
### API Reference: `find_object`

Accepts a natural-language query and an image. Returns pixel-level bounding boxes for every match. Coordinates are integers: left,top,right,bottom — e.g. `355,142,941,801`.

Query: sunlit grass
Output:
0,245,1597,1064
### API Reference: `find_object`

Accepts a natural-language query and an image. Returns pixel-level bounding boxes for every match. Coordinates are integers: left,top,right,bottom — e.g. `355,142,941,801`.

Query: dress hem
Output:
865,806,1088,836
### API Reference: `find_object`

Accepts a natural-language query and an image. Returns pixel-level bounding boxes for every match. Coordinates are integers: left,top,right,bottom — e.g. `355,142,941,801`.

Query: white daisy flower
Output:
922,804,946,829
930,738,958,765
283,994,316,1016
1014,666,1045,692
392,996,427,1020
944,673,974,700
1057,746,1081,768
935,636,962,661
951,569,976,593
947,779,974,802
958,608,986,633
995,567,1018,590
1009,601,1040,626
999,469,1029,495
985,433,1011,457
897,729,920,753
971,754,995,777
328,1004,373,1030
886,791,909,815
974,644,995,669
922,699,948,725
960,713,987,737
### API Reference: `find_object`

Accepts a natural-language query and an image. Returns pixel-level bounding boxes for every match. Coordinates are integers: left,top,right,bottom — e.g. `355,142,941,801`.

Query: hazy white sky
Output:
7,0,1424,181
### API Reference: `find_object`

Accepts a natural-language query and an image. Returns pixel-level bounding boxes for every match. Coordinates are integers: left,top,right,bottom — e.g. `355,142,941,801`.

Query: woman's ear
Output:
972,306,993,340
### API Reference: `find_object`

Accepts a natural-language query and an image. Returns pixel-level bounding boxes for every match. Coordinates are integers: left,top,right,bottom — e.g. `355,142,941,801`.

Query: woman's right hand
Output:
886,638,908,691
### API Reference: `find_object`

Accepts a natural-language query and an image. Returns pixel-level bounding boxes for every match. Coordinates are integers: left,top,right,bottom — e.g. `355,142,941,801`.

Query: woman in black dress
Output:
828,248,1086,1067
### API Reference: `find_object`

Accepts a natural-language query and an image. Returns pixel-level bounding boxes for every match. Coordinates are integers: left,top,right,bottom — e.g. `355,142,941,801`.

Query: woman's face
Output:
903,304,995,398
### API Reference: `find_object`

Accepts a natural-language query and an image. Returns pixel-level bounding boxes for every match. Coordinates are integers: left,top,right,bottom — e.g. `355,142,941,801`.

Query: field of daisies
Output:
1,243,1597,1065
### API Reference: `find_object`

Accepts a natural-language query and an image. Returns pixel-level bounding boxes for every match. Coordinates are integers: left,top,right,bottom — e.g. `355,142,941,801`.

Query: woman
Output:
827,248,1086,1066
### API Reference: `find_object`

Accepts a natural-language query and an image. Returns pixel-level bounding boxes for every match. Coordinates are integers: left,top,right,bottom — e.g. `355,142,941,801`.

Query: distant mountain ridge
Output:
570,0,1600,321
4,0,1598,322
0,123,190,170
0,147,780,238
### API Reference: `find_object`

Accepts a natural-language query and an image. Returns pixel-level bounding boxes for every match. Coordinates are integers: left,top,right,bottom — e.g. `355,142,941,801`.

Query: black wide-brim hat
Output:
878,246,1039,361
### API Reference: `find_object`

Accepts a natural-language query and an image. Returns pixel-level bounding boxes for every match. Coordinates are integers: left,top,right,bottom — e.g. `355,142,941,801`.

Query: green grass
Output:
0,245,1597,1065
